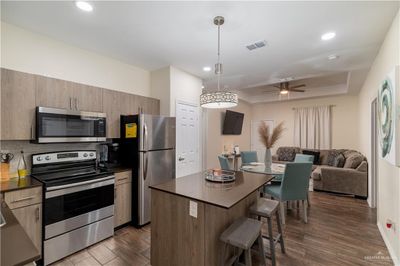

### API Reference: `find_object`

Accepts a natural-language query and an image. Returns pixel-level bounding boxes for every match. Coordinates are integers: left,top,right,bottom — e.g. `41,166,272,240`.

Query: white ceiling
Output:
1,1,399,103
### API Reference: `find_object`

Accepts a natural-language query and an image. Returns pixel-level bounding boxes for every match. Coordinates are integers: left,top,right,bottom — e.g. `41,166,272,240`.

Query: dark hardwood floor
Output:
52,191,392,266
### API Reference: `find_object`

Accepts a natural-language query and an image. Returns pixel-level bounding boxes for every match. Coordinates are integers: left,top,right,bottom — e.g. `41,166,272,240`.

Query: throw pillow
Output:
333,153,345,168
302,150,320,165
343,154,364,169
327,150,341,166
277,147,296,161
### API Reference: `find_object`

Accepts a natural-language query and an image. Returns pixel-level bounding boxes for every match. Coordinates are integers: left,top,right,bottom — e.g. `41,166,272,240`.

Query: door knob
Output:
178,157,185,161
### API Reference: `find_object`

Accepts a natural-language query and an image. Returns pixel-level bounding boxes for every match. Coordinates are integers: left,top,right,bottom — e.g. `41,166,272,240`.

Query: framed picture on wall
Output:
378,65,400,166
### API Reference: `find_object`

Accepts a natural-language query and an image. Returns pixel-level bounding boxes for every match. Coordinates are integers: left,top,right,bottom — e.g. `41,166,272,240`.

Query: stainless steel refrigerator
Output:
120,114,176,227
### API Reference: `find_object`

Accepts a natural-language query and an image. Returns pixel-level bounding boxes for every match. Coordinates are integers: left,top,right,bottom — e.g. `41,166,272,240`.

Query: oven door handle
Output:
46,176,115,192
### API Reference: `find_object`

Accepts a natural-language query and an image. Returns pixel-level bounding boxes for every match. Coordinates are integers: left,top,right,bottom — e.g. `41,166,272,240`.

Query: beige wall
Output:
150,67,170,116
169,66,203,116
252,95,360,155
206,100,252,168
1,22,151,96
358,11,399,264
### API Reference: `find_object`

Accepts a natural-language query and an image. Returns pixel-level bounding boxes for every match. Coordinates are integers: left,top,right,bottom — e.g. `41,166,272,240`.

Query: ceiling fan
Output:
272,81,306,95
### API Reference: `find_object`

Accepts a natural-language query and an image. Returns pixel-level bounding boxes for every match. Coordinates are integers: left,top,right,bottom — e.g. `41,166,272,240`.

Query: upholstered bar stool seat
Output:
249,198,285,266
220,217,266,266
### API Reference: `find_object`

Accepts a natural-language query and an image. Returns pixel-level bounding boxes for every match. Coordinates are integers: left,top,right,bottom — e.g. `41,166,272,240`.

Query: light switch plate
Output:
189,200,197,218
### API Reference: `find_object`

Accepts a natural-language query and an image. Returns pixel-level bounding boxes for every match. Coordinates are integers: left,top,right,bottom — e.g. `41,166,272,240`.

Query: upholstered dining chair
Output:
263,162,313,224
218,156,231,171
294,154,314,163
240,151,258,165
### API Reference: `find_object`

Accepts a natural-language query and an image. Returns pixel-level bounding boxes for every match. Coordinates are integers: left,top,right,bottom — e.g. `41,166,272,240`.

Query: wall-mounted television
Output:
222,110,244,135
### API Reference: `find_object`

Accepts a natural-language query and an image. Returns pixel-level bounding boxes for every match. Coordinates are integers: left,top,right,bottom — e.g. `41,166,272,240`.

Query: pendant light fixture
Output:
200,16,238,109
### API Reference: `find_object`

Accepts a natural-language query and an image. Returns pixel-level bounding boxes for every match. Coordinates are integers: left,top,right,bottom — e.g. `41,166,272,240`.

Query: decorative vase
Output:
264,148,272,171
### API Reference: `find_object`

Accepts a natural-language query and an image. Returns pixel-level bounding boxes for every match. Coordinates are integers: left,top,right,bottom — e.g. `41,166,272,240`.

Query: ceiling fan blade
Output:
290,89,305,92
289,84,306,89
272,85,281,89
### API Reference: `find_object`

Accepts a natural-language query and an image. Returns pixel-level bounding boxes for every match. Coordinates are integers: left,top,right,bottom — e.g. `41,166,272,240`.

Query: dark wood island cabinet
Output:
150,171,272,266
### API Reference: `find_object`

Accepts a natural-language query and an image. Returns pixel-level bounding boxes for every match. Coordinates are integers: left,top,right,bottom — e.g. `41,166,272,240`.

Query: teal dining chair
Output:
240,151,258,165
263,162,313,224
218,156,231,171
294,154,314,163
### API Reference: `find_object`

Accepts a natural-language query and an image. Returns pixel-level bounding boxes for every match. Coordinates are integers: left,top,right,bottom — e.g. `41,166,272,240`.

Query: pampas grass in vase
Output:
258,121,285,169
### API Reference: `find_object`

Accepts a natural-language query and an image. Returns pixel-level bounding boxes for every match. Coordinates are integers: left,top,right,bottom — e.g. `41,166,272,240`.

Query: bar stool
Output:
220,217,267,266
249,198,285,266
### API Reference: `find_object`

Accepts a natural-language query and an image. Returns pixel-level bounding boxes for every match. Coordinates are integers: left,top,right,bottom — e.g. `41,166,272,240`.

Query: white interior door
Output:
176,102,200,178
251,120,274,162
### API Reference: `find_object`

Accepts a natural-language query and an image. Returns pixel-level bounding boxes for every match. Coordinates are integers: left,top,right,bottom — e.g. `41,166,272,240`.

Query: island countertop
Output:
150,171,272,209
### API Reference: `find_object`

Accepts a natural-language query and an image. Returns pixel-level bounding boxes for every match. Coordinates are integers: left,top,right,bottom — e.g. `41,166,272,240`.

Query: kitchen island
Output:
150,171,272,266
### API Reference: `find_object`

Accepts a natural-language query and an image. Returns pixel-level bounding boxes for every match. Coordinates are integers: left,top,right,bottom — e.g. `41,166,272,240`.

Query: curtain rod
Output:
292,105,336,110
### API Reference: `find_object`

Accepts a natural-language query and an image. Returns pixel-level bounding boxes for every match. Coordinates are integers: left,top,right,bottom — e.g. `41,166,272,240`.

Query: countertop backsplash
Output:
0,141,100,176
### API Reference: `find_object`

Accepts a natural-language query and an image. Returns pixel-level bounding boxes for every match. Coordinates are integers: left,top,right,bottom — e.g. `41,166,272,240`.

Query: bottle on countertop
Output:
17,150,27,178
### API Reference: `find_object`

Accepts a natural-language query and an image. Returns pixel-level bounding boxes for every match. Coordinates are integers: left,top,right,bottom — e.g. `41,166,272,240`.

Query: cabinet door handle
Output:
11,196,34,203
31,125,34,140
75,98,78,110
69,97,72,109
114,188,117,199
35,207,40,221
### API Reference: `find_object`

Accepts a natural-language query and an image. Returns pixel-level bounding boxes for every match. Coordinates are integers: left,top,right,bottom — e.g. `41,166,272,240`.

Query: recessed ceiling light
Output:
203,66,211,72
75,1,93,12
328,54,339,60
201,85,205,89
321,32,336,41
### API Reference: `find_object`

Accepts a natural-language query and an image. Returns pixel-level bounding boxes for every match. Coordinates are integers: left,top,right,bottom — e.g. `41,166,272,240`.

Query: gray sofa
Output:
272,147,368,198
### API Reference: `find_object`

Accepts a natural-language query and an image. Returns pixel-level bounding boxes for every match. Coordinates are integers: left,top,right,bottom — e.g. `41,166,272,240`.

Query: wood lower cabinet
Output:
11,203,42,255
1,69,36,140
4,186,43,256
114,171,132,228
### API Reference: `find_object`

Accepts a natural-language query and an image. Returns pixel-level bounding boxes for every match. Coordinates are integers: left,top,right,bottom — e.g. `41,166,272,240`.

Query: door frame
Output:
370,98,378,208
175,100,202,177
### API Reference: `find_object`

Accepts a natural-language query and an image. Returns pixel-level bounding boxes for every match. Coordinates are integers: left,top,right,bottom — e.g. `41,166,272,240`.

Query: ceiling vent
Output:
246,40,267,51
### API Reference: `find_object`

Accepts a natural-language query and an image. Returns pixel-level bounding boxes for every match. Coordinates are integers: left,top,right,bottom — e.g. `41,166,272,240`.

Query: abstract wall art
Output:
378,66,400,166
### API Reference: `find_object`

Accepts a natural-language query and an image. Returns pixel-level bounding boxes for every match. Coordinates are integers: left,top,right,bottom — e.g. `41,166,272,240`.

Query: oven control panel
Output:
32,151,96,165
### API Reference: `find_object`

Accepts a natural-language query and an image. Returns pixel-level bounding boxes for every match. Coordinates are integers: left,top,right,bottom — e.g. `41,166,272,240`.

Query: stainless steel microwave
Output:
35,107,106,143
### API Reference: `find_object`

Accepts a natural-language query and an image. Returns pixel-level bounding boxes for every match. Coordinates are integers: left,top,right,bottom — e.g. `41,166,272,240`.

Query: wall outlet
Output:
189,200,197,218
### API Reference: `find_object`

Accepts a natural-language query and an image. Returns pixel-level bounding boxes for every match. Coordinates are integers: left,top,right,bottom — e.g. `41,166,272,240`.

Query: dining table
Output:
241,162,286,181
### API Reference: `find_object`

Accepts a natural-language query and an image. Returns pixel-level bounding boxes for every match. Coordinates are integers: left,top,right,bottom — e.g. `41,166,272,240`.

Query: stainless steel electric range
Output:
31,150,115,265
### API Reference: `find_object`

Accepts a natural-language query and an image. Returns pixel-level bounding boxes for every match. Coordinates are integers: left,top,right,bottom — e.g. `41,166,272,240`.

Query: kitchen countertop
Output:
0,176,42,193
150,171,272,209
0,200,40,266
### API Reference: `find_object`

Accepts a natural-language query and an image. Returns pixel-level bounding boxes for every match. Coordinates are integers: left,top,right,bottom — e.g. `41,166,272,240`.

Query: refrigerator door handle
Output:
144,152,148,180
143,122,148,151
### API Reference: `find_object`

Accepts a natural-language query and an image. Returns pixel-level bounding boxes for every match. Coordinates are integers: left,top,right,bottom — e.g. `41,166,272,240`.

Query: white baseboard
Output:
377,222,400,265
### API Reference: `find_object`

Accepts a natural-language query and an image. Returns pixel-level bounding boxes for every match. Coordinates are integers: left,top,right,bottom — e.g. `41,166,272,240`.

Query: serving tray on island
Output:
204,170,236,183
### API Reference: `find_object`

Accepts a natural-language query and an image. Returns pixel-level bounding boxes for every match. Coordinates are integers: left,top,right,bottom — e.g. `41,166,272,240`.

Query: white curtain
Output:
294,106,332,149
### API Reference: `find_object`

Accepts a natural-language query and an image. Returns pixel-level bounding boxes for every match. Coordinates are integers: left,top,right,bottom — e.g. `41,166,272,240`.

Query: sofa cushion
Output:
277,147,299,161
343,153,364,169
356,161,368,172
319,150,330,165
302,150,321,165
312,167,322,180
327,150,341,166
333,153,345,168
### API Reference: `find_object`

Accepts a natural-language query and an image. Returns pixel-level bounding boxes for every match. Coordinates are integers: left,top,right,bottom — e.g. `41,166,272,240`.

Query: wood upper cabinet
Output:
36,77,103,112
70,83,103,112
103,89,121,138
36,75,74,109
1,69,36,140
